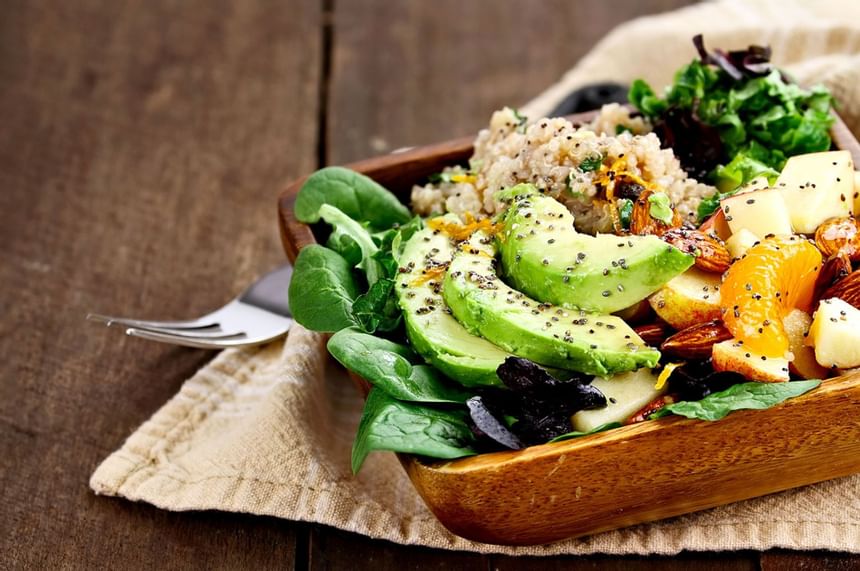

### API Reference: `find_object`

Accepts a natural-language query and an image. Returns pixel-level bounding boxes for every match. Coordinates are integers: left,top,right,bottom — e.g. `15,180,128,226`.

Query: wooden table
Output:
1,1,857,568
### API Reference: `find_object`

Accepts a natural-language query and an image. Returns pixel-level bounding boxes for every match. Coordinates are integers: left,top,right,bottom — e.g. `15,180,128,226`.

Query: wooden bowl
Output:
277,111,860,546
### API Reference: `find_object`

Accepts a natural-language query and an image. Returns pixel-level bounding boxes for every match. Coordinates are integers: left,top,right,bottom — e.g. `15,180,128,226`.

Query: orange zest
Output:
410,264,449,286
720,236,821,358
426,212,502,242
594,156,666,234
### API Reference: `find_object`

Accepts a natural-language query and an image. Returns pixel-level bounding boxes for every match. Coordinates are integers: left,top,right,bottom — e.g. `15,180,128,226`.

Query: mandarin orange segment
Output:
720,236,822,358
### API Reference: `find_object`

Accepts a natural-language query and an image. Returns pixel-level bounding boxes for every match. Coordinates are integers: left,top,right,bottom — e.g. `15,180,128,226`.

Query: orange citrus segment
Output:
720,236,821,358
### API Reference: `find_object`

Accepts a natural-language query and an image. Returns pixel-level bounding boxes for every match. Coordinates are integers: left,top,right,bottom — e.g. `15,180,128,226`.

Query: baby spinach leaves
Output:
288,245,359,333
351,389,477,473
651,379,820,421
295,166,411,231
328,329,469,404
319,204,383,286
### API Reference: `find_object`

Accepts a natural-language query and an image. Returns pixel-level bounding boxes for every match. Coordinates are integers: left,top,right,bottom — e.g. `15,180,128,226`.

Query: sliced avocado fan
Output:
395,221,511,387
497,184,693,313
443,229,660,376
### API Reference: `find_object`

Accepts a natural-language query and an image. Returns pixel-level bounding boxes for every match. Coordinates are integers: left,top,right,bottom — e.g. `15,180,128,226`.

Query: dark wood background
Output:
2,1,858,569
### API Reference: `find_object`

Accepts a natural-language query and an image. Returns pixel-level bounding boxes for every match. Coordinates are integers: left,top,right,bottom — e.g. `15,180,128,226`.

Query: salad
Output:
288,38,860,472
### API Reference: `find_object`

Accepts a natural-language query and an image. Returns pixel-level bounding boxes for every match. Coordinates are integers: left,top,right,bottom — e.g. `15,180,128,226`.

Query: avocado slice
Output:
395,222,511,387
497,185,693,313
443,229,660,376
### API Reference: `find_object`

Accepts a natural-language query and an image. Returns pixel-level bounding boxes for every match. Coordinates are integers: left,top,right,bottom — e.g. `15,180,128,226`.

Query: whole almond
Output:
814,216,860,260
661,228,731,274
660,320,733,359
634,321,672,346
814,251,852,303
822,269,860,310
629,189,682,236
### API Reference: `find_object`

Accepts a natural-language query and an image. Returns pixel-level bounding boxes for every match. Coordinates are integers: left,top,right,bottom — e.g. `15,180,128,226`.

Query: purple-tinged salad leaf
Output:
466,396,524,450
629,35,835,218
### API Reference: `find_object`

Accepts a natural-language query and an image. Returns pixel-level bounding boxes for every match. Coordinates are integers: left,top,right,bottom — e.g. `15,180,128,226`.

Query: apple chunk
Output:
808,297,860,369
571,369,664,432
782,309,828,379
721,188,793,239
712,339,790,383
725,228,760,260
648,268,722,330
777,150,855,234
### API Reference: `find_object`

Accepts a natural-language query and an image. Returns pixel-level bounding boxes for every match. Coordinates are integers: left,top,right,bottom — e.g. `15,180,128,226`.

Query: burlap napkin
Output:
91,0,860,555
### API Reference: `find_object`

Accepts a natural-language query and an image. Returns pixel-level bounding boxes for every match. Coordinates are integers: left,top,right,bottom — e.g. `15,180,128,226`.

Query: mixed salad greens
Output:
287,38,858,472
629,35,835,220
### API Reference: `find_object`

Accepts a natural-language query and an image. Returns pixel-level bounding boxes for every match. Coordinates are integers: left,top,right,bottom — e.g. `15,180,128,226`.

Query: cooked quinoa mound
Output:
411,105,715,234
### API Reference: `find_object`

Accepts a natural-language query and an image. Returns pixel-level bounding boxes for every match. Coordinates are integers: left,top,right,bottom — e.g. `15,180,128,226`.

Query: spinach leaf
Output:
351,389,477,473
351,278,402,333
651,380,820,421
294,166,411,231
548,422,622,443
318,204,383,286
288,245,359,333
328,328,469,404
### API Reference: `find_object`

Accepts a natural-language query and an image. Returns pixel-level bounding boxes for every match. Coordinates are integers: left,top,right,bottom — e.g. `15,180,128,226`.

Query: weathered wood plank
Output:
326,0,698,164
308,525,489,570
0,0,321,568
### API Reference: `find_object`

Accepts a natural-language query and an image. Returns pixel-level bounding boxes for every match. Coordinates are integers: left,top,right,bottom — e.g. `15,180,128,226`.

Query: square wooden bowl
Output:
277,111,860,546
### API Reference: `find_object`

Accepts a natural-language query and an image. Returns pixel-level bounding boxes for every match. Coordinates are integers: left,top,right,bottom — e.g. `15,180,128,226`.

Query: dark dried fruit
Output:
466,396,524,450
487,357,607,445
666,359,746,402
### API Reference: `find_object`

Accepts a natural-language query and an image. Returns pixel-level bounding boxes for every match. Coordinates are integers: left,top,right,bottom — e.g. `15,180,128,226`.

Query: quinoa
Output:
410,106,716,234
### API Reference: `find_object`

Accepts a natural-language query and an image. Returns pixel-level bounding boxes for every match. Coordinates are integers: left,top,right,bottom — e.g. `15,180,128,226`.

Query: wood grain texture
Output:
326,0,699,164
1,0,855,567
0,0,320,568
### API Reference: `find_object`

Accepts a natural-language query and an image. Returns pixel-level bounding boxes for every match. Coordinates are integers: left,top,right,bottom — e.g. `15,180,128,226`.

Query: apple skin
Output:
648,268,722,330
712,339,790,383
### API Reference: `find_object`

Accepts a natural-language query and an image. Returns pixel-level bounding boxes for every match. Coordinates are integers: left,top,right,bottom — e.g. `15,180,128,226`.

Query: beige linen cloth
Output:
92,0,860,555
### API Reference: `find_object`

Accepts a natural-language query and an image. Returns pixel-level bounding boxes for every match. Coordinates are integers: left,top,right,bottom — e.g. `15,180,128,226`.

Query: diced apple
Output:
777,150,855,234
720,188,793,239
571,369,664,432
782,309,828,379
700,208,732,241
808,297,860,369
740,176,771,193
725,228,760,260
648,268,722,330
712,339,790,383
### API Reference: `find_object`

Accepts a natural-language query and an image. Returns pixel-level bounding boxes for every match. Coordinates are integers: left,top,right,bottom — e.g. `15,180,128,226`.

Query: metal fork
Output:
87,264,293,349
